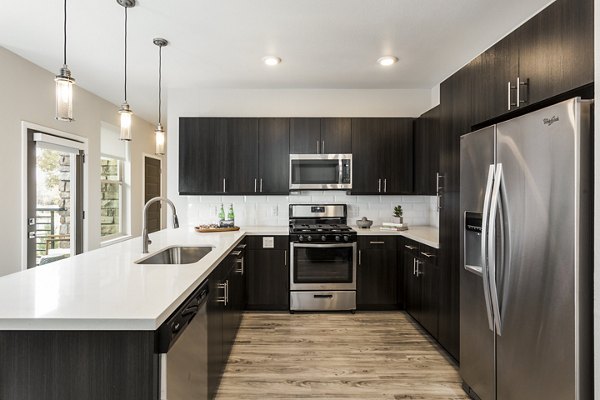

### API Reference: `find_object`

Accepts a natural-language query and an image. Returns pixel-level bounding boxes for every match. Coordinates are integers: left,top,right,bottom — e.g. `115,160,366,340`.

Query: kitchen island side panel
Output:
0,330,157,400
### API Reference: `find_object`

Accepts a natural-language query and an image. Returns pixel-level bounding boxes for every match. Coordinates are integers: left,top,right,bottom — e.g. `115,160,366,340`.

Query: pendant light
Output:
117,0,135,141
55,0,75,121
153,38,168,155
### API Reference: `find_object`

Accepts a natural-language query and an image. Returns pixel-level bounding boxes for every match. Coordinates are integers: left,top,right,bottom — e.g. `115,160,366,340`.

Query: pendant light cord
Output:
63,0,67,65
124,6,128,102
158,45,162,124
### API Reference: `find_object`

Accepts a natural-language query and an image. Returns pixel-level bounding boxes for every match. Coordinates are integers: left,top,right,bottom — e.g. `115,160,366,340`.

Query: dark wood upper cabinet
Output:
351,118,385,194
221,118,259,194
382,118,414,195
290,118,351,154
258,118,290,194
471,34,519,124
179,118,224,195
414,106,440,195
469,0,593,125
351,118,414,195
320,118,352,154
517,0,593,106
290,118,321,154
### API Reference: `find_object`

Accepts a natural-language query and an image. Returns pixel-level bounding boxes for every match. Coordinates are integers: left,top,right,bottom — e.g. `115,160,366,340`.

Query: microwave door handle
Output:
338,159,343,184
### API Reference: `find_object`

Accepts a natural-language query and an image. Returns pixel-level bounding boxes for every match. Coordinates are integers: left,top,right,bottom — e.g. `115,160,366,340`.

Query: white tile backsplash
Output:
180,190,439,228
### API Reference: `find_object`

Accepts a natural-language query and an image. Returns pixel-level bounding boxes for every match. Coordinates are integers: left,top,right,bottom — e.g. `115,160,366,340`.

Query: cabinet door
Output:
320,118,352,154
382,118,414,195
246,249,289,310
357,237,397,309
439,71,468,360
418,259,439,338
207,261,226,399
222,258,240,364
471,35,519,123
403,251,420,321
221,118,258,194
414,107,440,195
517,0,593,106
178,118,223,194
258,118,290,194
351,118,385,194
290,118,321,154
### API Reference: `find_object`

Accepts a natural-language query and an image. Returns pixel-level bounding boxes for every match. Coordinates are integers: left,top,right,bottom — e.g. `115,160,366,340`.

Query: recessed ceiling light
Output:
377,56,398,66
262,56,282,66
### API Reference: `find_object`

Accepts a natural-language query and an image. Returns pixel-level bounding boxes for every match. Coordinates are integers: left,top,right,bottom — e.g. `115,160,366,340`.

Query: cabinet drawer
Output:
246,236,289,250
401,239,421,257
358,236,396,251
418,245,438,266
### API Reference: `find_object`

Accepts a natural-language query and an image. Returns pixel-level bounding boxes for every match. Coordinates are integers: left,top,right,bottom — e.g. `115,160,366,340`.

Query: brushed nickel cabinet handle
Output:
420,252,436,258
359,250,362,265
260,178,263,193
322,140,325,154
370,241,385,244
378,179,381,193
223,178,226,193
317,140,320,153
254,178,257,193
404,245,418,250
284,250,287,266
384,178,387,193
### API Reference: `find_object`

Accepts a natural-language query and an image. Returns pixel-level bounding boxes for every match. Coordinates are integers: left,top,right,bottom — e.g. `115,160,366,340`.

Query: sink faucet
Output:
142,197,180,253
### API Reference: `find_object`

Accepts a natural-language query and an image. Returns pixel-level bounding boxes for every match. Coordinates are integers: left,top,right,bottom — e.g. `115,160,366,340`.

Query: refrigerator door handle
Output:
488,163,504,335
480,164,496,332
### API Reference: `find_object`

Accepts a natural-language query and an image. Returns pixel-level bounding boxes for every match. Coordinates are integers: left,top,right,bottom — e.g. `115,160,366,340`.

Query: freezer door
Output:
459,125,496,400
495,98,592,400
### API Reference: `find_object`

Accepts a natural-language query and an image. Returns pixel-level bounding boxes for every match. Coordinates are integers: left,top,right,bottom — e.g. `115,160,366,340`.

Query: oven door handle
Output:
291,243,356,249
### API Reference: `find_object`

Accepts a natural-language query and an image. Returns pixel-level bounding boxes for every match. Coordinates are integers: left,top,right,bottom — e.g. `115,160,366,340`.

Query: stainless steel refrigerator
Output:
459,98,593,400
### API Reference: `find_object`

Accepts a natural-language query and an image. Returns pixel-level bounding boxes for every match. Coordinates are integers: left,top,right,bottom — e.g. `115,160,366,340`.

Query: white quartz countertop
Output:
0,228,248,331
351,225,439,249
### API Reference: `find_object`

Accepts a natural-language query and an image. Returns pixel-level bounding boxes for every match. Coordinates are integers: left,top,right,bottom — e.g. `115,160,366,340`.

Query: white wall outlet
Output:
270,205,279,217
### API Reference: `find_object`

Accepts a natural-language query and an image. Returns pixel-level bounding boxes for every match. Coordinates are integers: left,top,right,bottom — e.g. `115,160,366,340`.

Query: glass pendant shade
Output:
155,123,165,155
119,103,133,141
55,67,75,122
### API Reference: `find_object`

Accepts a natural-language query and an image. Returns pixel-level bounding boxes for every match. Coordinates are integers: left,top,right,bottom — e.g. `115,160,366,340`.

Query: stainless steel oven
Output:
290,242,357,291
289,154,352,190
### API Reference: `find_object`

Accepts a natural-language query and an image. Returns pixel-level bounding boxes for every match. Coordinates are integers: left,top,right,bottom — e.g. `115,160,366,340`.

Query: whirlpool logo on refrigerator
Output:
543,116,560,126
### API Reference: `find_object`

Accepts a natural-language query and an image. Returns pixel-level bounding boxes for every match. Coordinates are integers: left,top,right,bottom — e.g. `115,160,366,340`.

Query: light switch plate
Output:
262,237,274,248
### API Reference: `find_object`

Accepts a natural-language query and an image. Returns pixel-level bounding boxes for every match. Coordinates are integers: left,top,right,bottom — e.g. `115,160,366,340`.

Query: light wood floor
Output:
216,312,469,399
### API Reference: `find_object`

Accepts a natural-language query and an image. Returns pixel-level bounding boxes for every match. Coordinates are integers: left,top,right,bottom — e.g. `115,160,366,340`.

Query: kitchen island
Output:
0,226,284,400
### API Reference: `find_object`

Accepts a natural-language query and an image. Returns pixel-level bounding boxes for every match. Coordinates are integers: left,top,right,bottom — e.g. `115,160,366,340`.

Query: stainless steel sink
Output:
135,246,213,265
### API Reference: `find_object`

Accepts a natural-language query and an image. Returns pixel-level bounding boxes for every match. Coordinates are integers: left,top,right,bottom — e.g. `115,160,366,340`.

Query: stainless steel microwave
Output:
289,154,352,190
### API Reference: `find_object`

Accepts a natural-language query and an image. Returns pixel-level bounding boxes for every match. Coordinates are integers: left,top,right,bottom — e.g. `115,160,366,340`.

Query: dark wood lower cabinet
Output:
208,249,246,399
245,236,289,311
357,236,398,310
401,240,441,342
0,331,157,400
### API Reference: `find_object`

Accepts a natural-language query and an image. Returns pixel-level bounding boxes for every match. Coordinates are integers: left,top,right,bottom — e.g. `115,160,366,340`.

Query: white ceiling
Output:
0,0,553,122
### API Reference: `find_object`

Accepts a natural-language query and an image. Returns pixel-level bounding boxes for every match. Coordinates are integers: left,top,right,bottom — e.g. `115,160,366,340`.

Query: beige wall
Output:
0,46,165,277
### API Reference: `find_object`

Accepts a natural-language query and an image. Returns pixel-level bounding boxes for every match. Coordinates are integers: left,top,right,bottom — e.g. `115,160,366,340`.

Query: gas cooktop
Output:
289,223,354,234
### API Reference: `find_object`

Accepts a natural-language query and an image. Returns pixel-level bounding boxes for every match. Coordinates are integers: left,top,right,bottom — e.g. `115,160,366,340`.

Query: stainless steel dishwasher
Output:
157,281,209,400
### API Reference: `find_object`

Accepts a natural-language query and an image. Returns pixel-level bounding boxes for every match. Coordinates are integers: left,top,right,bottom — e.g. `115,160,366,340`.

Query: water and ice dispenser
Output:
464,212,483,274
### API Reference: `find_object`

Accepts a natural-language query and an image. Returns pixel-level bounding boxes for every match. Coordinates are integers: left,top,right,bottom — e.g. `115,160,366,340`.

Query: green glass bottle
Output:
227,204,235,226
218,203,225,226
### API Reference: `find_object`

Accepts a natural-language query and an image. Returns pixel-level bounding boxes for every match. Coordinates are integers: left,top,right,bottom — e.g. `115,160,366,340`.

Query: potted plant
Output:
393,205,403,224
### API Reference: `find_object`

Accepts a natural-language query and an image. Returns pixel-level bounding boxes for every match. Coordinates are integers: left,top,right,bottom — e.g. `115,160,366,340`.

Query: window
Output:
100,157,123,238
100,123,130,242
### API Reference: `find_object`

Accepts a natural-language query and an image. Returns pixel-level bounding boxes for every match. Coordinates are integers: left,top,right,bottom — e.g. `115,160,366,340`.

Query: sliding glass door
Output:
27,129,84,268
